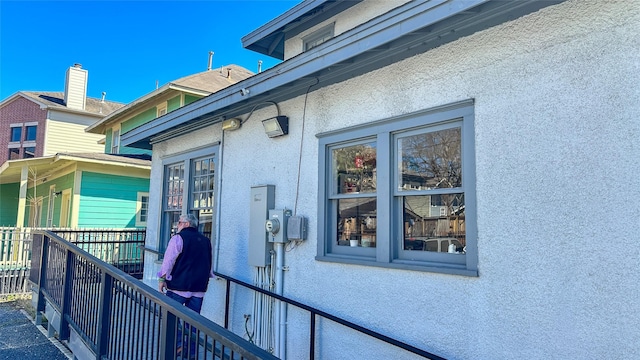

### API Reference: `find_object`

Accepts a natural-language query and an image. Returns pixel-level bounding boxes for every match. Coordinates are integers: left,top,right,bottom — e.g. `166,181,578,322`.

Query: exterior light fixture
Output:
222,118,242,131
262,116,289,138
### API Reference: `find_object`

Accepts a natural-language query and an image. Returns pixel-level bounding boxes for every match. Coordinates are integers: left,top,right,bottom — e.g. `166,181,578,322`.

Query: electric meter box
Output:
267,209,291,243
248,185,275,267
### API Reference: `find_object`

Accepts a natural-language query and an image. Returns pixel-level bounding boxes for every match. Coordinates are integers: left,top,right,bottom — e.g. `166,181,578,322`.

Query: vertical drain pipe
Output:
274,242,286,359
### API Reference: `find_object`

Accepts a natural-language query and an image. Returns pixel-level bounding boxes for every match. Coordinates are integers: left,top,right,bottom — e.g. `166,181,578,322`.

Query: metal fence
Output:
0,228,31,297
0,227,145,298
30,230,277,360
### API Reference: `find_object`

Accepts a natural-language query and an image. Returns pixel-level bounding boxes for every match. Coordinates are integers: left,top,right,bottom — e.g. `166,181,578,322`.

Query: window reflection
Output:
332,142,376,194
402,194,465,253
336,198,376,247
399,127,461,191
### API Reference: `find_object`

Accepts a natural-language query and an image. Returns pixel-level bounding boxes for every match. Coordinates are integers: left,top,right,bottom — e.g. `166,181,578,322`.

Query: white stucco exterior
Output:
143,1,639,359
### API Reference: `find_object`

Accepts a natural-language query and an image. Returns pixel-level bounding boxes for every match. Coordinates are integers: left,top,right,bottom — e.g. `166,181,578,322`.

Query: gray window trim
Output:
316,100,477,276
159,144,219,251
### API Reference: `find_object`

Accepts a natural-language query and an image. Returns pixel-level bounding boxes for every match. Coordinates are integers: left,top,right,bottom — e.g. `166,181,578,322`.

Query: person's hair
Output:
179,213,199,228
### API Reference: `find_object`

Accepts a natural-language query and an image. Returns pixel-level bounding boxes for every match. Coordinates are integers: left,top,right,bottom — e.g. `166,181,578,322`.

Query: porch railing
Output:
0,227,146,297
30,230,277,360
0,227,31,297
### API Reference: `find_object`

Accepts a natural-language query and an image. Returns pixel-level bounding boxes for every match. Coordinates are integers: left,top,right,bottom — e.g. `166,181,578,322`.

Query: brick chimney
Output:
64,63,88,110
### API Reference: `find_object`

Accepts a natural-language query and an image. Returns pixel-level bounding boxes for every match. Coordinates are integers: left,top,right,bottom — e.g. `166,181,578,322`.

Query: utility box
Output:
287,215,307,241
248,185,275,267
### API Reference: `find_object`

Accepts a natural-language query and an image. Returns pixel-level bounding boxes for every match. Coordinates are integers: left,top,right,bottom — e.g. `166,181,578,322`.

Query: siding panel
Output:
0,183,19,226
78,171,149,228
46,120,104,154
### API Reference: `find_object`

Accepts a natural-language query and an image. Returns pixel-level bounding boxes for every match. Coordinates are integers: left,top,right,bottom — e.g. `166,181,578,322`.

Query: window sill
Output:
315,255,478,277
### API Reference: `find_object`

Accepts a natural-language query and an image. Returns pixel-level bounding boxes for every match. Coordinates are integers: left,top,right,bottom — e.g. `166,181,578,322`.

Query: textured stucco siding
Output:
284,0,411,60
145,1,639,359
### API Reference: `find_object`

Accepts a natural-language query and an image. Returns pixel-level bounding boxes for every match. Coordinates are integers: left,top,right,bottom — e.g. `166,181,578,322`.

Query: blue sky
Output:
0,1,299,104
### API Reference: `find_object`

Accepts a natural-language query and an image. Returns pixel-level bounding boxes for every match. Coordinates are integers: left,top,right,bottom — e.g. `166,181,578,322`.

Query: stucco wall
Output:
145,1,639,359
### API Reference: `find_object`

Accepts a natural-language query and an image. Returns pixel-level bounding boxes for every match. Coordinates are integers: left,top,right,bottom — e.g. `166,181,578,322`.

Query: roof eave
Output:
123,0,565,150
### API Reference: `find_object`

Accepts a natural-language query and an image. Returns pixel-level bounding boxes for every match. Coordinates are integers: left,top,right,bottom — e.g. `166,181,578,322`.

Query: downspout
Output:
275,242,286,359
213,127,225,272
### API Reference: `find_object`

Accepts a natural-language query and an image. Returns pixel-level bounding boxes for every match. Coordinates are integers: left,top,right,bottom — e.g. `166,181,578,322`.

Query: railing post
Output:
310,311,316,360
96,272,114,359
33,233,48,324
58,249,73,340
224,280,231,329
160,307,178,360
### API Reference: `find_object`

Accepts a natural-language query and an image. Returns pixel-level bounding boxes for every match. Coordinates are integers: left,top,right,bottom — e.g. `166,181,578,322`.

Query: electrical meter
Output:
266,209,291,243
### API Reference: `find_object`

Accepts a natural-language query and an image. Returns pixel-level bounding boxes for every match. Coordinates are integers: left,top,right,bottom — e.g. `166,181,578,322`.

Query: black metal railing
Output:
214,272,445,360
0,227,31,297
30,230,278,360
54,229,146,279
1,227,146,298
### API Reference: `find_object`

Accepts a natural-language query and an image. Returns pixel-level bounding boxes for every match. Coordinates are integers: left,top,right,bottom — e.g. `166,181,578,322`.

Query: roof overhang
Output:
85,84,211,135
0,153,151,184
241,0,363,60
122,0,564,150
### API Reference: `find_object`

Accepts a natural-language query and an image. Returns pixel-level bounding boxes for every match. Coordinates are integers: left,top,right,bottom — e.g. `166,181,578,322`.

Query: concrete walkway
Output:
0,300,72,360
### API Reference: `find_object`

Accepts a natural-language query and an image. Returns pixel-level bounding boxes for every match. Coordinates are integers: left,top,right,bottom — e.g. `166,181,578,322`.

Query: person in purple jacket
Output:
158,213,213,358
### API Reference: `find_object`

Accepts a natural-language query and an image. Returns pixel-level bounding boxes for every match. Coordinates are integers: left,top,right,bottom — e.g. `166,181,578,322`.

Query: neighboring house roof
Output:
122,0,564,150
0,152,151,184
3,91,125,117
85,65,254,134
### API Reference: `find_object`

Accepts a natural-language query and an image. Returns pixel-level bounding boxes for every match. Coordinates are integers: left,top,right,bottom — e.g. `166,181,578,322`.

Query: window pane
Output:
23,147,35,158
336,198,376,247
332,143,376,194
195,209,213,239
10,127,21,142
191,157,215,210
398,127,461,191
25,126,37,141
402,194,465,252
9,148,19,160
165,163,184,210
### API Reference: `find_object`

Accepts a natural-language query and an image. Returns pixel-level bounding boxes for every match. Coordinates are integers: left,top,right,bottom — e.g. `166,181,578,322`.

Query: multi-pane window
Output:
25,126,37,141
190,157,215,239
10,127,22,142
160,146,217,252
137,192,149,226
163,162,184,248
111,129,120,154
318,101,477,275
303,23,334,51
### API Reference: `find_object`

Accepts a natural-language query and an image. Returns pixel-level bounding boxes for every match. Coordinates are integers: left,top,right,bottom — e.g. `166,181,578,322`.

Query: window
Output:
157,103,167,117
160,145,218,252
303,23,334,51
111,129,120,154
25,125,37,141
10,126,22,142
23,147,35,158
317,101,477,276
8,148,20,160
136,192,149,226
